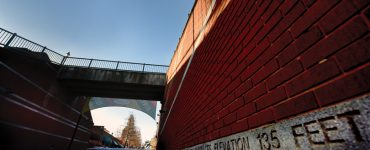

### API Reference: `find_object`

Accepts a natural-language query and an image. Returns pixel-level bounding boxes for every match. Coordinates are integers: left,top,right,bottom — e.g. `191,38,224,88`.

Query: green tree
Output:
120,114,142,148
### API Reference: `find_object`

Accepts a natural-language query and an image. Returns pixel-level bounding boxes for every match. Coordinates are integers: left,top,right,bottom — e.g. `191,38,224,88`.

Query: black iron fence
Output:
63,57,168,73
0,27,168,73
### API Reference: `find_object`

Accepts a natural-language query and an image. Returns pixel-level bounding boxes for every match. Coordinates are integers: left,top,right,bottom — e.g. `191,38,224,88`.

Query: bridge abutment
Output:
0,47,93,150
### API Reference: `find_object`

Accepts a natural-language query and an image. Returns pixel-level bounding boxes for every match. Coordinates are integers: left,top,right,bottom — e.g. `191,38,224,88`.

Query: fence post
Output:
115,61,119,70
41,46,47,53
4,33,17,47
57,56,68,77
60,52,70,65
61,56,67,65
142,63,146,72
57,52,71,77
88,59,93,68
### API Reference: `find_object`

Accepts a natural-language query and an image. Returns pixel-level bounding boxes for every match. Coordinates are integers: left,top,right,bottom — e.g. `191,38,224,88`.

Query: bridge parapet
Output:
62,57,168,73
0,27,168,74
58,66,166,100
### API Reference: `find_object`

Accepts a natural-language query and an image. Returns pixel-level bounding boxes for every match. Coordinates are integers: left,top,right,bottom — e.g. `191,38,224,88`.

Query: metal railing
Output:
0,27,168,73
63,57,168,73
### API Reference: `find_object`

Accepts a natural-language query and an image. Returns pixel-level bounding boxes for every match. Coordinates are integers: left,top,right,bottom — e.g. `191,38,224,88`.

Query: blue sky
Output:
0,0,194,65
1,0,194,143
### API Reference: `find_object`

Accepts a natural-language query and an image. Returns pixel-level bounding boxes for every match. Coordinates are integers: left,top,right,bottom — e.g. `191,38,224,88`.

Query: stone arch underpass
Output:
88,97,158,120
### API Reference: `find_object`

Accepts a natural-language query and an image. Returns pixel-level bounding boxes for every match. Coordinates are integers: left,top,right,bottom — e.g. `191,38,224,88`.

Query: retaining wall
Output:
159,0,370,149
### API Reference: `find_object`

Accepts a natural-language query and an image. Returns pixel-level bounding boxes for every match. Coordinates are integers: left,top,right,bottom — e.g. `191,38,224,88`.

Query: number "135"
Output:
256,130,281,150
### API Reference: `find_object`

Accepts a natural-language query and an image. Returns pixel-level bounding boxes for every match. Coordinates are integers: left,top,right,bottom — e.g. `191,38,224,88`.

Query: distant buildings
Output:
89,126,122,148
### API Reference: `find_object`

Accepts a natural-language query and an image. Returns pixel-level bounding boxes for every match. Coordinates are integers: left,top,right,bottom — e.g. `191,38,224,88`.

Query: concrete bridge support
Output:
0,47,92,150
58,67,166,100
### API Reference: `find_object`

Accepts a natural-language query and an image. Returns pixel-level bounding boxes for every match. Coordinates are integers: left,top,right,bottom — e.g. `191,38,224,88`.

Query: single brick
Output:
274,92,318,120
217,107,229,119
302,0,316,7
220,77,232,92
208,116,218,126
301,16,369,68
250,0,272,26
256,86,288,110
219,126,232,137
280,0,298,15
245,38,270,66
236,40,252,65
227,77,242,94
214,119,224,129
319,0,363,34
243,20,264,48
262,0,283,23
208,97,219,110
267,60,304,90
284,1,306,24
216,91,228,103
248,108,275,128
228,2,245,32
212,130,219,141
268,1,305,42
278,27,323,67
335,34,370,71
223,112,237,126
244,83,267,103
231,64,247,81
316,64,370,106
240,64,259,82
244,0,257,15
222,92,236,106
236,102,256,120
235,79,253,98
266,11,285,42
235,0,250,18
227,97,244,113
241,9,259,42
262,31,293,67
231,118,248,134
231,12,247,36
286,59,341,96
238,15,253,36
252,59,279,85
290,0,340,38
228,51,243,70
353,0,370,9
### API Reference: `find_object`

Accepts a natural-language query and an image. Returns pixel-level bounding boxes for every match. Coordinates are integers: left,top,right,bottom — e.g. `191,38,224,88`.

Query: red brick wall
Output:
159,0,370,149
